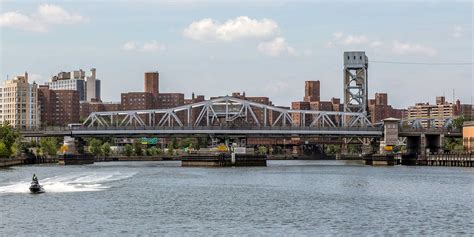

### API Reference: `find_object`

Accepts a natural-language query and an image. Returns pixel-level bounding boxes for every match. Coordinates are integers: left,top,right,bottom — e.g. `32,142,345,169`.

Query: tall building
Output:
0,72,40,128
368,93,406,123
38,85,80,126
80,101,122,120
291,101,310,125
304,81,320,102
47,68,100,102
228,92,273,125
121,92,156,110
144,72,159,97
407,96,459,128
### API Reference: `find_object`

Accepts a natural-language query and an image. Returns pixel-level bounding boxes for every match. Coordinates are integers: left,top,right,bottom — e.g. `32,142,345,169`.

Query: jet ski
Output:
29,181,44,193
29,174,45,194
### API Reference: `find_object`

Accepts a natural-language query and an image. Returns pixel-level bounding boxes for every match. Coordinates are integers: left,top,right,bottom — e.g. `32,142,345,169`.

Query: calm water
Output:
0,160,473,236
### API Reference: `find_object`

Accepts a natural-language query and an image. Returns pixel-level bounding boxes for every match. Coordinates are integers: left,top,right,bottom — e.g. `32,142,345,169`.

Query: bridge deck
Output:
20,126,384,137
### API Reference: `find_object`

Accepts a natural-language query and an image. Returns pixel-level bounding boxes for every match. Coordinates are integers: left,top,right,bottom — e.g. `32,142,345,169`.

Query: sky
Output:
0,0,472,108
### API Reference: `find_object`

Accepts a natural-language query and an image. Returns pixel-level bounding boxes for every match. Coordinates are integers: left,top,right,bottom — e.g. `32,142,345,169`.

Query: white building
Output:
47,68,100,102
0,72,40,128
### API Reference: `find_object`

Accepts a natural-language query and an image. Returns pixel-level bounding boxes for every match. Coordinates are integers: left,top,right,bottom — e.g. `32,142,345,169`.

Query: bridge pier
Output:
379,118,400,154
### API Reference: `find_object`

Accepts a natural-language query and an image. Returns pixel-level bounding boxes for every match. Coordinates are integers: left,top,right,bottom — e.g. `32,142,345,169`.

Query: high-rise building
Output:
368,93,406,123
47,68,100,102
0,72,40,128
121,92,156,110
304,81,320,102
291,101,310,125
156,93,184,109
144,72,159,97
38,85,80,126
408,96,460,128
80,101,122,120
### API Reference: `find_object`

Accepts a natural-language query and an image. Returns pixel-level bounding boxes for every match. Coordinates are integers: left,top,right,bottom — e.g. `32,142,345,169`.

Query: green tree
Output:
179,138,196,149
40,137,58,157
156,148,162,155
146,146,159,156
134,142,143,156
123,144,133,157
171,138,179,149
444,137,464,152
0,141,9,158
325,144,341,154
451,115,465,130
168,146,175,156
101,142,111,157
89,138,103,156
348,144,360,154
0,122,19,157
257,145,268,155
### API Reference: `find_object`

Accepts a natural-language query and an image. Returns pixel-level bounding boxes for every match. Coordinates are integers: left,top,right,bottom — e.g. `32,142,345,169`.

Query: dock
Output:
181,154,267,167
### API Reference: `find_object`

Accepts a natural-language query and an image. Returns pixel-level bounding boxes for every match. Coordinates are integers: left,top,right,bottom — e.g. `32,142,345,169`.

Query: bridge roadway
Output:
19,126,461,138
20,126,384,138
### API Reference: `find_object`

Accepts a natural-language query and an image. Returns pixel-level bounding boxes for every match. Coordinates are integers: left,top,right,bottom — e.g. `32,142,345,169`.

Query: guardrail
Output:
20,125,385,132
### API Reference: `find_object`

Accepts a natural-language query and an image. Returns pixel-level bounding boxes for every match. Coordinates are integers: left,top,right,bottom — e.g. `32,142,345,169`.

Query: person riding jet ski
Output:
29,174,44,193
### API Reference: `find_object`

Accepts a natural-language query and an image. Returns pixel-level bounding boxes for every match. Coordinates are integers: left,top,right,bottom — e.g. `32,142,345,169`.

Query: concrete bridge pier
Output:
62,136,86,155
406,133,444,155
360,138,373,155
406,136,421,154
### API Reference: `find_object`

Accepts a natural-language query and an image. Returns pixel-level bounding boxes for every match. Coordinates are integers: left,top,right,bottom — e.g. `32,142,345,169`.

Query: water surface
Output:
1,160,472,235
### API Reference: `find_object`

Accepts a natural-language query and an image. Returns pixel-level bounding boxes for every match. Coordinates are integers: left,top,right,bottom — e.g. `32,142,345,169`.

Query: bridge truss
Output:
83,96,372,128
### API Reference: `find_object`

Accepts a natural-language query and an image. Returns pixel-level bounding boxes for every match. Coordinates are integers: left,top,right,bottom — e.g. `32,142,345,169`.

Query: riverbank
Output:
0,158,25,167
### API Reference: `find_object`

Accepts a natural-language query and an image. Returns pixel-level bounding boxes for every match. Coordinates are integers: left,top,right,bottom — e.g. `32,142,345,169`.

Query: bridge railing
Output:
20,125,384,132
399,127,461,134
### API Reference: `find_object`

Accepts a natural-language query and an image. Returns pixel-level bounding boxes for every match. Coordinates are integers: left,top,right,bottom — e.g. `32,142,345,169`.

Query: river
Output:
0,160,473,235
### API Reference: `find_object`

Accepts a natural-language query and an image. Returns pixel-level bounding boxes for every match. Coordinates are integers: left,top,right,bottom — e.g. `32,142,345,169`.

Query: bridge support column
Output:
380,118,400,154
341,138,349,155
439,134,445,153
420,133,426,156
62,136,77,155
360,138,373,155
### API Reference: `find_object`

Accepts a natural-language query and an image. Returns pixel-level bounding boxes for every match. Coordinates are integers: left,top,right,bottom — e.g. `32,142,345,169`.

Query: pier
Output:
181,154,267,167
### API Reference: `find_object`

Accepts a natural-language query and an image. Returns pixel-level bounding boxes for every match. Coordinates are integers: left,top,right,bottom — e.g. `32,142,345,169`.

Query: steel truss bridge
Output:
83,96,372,129
18,96,460,139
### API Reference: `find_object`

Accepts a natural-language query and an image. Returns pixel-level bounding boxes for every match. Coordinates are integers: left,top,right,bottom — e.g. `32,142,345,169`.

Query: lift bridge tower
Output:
343,51,369,117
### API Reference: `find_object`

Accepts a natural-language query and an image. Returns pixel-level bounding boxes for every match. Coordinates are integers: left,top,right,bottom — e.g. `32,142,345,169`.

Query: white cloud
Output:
122,41,166,53
327,32,437,57
264,81,289,94
257,37,295,57
340,35,369,45
391,40,437,57
141,40,166,52
0,4,88,32
452,25,464,38
0,11,46,32
183,16,279,42
122,41,137,51
369,41,384,48
328,32,371,46
36,4,88,24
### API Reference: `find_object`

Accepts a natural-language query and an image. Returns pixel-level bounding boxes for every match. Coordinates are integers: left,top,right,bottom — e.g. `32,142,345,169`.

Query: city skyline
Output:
0,1,472,108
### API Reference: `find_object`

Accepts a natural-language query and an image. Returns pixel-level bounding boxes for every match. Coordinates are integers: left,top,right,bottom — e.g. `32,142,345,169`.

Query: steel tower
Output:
343,51,368,115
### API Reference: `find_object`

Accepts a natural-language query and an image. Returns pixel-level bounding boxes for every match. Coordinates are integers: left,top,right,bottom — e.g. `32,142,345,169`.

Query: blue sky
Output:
0,0,472,108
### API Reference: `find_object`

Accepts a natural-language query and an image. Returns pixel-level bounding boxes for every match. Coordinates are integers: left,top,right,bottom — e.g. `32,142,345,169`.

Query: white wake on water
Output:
0,172,135,194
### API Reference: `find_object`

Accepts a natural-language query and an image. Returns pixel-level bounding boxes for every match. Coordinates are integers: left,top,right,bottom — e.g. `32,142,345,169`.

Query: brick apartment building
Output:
408,96,471,128
38,85,80,126
368,93,406,124
80,100,122,120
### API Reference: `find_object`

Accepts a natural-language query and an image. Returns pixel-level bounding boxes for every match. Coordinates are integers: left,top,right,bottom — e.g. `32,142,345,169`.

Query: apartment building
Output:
0,72,40,128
